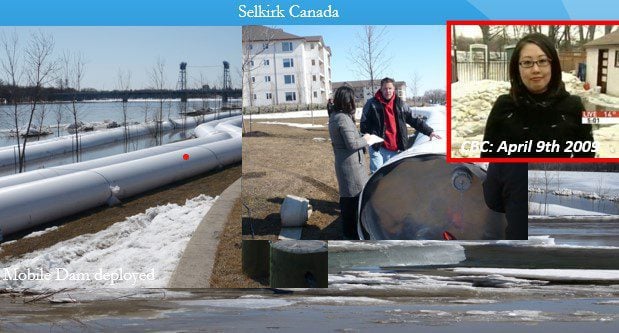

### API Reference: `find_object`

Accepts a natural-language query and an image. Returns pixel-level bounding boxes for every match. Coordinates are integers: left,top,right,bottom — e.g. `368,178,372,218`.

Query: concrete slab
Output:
167,177,241,288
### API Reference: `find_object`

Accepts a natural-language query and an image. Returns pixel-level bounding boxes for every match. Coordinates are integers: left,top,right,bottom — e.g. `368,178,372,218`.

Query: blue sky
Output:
282,25,446,96
0,27,241,90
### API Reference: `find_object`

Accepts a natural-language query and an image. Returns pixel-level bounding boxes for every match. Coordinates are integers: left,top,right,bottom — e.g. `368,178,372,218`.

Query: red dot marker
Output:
183,153,190,160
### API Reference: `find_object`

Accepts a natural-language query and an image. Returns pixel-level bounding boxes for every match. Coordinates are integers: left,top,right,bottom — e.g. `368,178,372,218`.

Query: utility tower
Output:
177,62,188,102
223,61,231,90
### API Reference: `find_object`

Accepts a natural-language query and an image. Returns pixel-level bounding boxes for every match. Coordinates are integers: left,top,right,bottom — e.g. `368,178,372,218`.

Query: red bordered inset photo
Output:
447,20,619,163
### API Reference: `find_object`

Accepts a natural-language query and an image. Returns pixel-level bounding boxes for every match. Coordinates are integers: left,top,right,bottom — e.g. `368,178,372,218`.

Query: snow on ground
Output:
329,237,557,252
245,109,328,119
528,170,619,202
0,194,216,290
529,202,610,217
329,270,548,292
528,170,619,217
451,72,619,157
22,226,59,239
176,298,295,309
451,268,619,282
257,121,324,129
329,240,466,252
244,105,444,122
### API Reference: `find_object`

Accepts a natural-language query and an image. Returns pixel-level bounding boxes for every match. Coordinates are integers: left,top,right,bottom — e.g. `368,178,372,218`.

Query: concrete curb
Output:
168,177,241,288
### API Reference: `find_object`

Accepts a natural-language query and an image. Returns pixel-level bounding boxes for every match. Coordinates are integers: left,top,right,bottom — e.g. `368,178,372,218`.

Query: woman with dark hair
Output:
481,33,595,157
329,86,371,239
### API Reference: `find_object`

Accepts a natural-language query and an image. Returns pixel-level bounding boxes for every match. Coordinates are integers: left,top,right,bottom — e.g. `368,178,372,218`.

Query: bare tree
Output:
605,25,615,35
62,51,85,162
53,102,63,136
547,25,559,46
241,26,276,133
349,26,391,91
295,67,305,109
409,71,422,106
241,26,276,108
35,103,47,140
117,68,131,152
479,25,491,46
540,164,556,215
149,57,166,146
0,30,25,171
578,25,597,47
19,31,57,172
422,89,446,105
558,25,572,50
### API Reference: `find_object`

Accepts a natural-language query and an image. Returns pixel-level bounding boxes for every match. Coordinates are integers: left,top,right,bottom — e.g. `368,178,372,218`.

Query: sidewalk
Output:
168,177,241,288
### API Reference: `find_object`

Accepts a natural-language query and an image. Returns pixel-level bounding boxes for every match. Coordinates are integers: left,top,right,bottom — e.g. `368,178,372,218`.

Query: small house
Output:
584,30,619,96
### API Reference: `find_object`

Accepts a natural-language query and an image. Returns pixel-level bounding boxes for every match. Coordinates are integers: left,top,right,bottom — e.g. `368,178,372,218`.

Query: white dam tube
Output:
0,172,113,235
194,117,242,139
0,112,240,168
101,137,241,199
0,135,241,237
0,116,241,189
0,121,173,166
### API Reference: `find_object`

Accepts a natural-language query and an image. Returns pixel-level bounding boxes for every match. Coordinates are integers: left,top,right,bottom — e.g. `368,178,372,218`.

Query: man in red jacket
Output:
361,77,441,173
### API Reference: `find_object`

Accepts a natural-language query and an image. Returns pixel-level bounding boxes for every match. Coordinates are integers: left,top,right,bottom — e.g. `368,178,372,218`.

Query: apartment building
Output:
242,26,332,107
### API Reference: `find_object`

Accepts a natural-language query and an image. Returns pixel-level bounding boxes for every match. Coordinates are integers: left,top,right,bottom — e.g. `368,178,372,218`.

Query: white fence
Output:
454,61,509,83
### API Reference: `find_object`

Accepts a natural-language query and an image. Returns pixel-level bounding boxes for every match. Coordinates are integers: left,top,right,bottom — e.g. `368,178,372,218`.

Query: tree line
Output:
455,25,617,53
529,163,619,172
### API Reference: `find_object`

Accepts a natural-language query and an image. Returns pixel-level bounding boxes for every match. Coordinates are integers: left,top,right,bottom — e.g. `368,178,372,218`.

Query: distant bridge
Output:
49,88,242,102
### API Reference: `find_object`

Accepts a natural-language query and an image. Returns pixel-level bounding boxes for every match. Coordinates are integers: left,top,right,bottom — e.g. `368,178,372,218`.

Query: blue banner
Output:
0,0,616,25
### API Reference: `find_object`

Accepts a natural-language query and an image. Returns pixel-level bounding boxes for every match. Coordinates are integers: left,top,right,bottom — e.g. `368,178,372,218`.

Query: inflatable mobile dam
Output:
0,115,242,239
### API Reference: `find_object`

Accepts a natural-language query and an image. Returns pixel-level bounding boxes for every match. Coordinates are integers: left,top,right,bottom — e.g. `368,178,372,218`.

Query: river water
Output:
0,99,240,176
529,192,619,215
0,99,238,146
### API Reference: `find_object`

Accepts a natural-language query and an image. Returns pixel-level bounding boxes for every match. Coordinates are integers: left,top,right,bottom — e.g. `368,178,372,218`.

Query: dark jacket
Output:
481,90,595,157
482,163,528,240
360,95,434,151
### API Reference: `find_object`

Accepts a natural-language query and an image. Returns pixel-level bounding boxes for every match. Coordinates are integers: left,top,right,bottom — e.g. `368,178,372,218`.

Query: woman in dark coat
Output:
481,33,595,158
328,86,370,239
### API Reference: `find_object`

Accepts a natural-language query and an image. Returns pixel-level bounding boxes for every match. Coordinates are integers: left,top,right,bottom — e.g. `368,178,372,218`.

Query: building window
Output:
311,43,315,49
263,59,270,66
285,92,296,101
312,75,316,81
283,58,294,68
263,43,269,50
253,94,256,100
251,76,255,83
248,44,253,50
266,93,272,99
265,76,271,82
282,42,293,52
284,75,295,84
616,50,619,67
311,59,316,66
250,60,254,67
313,91,318,98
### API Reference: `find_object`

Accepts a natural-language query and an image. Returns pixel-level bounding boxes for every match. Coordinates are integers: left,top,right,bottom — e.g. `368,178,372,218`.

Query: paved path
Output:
168,177,241,288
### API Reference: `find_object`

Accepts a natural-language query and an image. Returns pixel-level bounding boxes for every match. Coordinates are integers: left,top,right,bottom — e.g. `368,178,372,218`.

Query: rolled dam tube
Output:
0,111,240,168
357,108,507,240
0,123,241,238
0,116,242,189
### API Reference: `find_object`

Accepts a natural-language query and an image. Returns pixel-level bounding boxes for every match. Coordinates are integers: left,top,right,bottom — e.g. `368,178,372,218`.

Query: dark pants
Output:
483,163,528,240
340,195,360,239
